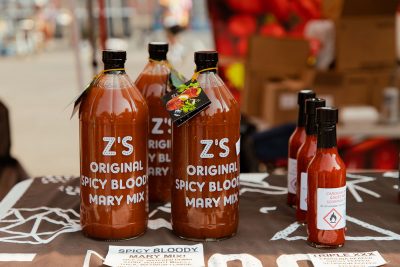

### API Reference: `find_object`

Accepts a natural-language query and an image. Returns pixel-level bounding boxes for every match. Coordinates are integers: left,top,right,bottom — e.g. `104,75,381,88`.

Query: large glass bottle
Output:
287,90,315,206
135,42,172,202
79,50,149,240
171,51,240,240
296,98,325,223
307,107,346,248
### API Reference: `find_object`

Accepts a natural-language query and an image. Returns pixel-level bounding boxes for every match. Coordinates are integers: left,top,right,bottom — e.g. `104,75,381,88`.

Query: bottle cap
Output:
298,89,316,105
305,98,326,115
317,107,339,125
195,51,218,66
102,50,126,62
148,42,168,60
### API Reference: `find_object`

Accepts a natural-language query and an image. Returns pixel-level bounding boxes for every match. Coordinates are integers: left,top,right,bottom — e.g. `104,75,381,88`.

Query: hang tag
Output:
69,82,92,119
69,68,124,119
162,79,211,126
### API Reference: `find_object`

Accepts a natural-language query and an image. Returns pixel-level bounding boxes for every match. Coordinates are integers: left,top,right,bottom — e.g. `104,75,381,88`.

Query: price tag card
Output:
308,251,387,267
103,244,205,267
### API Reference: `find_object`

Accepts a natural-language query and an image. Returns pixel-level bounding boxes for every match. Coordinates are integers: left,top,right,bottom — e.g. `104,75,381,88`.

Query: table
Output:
0,172,399,267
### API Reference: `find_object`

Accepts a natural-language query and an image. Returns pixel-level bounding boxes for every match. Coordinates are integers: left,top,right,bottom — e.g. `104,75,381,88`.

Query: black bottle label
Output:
162,79,211,126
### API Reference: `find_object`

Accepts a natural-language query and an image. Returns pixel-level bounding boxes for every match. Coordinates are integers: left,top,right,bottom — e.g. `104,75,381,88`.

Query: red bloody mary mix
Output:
135,42,172,202
307,107,346,248
287,90,315,206
79,50,149,240
171,51,240,240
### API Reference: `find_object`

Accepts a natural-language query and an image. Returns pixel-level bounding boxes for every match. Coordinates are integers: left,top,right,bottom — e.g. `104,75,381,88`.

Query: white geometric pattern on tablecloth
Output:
0,207,80,244
270,215,400,241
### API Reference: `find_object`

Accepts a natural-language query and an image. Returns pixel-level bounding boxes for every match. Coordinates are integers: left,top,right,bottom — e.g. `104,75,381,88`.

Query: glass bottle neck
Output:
306,114,317,135
298,106,306,127
195,64,217,73
317,125,337,148
104,62,125,72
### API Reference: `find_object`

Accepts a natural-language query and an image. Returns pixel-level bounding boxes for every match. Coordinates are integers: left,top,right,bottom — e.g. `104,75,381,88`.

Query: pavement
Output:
0,30,213,177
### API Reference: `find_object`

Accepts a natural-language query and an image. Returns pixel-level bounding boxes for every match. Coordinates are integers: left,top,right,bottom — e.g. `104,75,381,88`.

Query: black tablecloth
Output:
0,172,399,267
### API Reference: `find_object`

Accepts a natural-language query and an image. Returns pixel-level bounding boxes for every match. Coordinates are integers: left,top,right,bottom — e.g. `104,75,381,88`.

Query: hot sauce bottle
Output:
307,107,346,248
171,51,240,240
135,42,172,202
296,98,326,223
79,50,149,240
287,90,315,206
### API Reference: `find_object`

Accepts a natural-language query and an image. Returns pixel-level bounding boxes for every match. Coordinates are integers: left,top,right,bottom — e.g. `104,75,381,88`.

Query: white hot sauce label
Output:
175,138,239,208
300,172,308,211
317,186,346,230
287,158,297,194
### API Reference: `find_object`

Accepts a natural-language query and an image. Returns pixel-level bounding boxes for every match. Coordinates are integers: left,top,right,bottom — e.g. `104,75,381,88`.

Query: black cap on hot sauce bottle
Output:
317,107,339,149
149,42,169,60
305,98,326,135
102,50,126,70
195,51,218,73
297,90,316,127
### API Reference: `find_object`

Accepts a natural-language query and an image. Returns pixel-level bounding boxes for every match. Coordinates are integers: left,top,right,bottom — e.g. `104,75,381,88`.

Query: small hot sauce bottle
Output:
307,107,346,248
135,42,173,203
296,98,325,223
287,90,315,206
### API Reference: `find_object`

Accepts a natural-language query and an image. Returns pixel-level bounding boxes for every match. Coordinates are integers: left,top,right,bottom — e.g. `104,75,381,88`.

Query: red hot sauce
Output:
135,42,172,203
287,90,315,206
296,98,325,223
79,50,149,240
171,51,240,240
307,107,346,248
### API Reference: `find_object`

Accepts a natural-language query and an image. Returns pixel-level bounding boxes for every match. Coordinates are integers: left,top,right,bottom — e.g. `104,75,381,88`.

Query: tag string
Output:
191,67,217,81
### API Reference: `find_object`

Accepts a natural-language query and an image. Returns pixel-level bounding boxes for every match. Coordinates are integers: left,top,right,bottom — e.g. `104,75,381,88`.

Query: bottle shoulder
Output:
308,148,346,173
196,73,240,120
79,74,148,121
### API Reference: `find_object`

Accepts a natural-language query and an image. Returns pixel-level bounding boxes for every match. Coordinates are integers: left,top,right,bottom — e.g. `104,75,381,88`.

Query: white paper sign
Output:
103,244,205,267
308,251,387,267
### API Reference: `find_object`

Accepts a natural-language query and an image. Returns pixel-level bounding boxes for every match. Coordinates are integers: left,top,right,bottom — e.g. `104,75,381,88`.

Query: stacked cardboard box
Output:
242,36,311,121
314,0,398,112
242,0,398,126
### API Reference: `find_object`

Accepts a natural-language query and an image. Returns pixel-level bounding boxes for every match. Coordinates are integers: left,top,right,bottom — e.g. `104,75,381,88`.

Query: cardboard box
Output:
261,79,310,126
243,36,311,116
322,0,398,71
259,69,393,126
313,69,393,109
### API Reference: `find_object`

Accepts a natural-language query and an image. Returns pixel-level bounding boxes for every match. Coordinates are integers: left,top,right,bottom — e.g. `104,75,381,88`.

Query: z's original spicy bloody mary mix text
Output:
171,51,240,240
307,107,346,248
288,90,315,206
135,42,172,202
296,98,325,223
79,50,149,240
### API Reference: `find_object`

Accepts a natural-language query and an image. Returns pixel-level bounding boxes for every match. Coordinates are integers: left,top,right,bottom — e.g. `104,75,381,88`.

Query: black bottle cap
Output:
102,50,126,62
305,98,326,135
317,107,339,125
298,90,316,105
306,98,326,115
195,51,218,71
148,42,168,60
317,107,339,148
297,89,316,127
